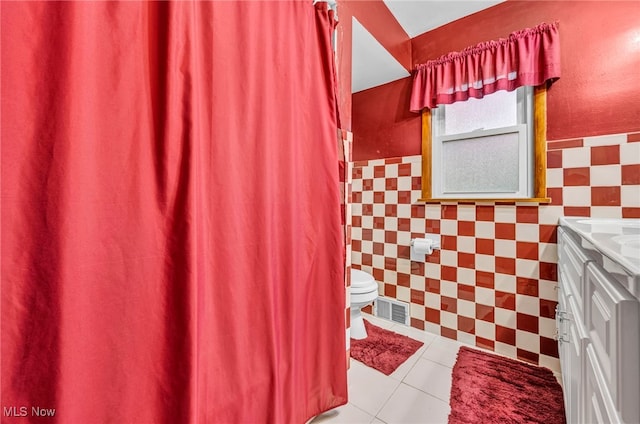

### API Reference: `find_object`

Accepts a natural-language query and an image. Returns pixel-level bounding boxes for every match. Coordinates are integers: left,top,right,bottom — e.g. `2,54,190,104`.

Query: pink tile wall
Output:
350,132,640,371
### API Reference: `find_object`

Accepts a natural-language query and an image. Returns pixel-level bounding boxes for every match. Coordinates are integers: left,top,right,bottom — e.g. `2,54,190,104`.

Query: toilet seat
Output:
351,269,378,294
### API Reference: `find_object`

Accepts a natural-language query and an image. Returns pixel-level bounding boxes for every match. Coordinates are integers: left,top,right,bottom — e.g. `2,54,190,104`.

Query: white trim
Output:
431,86,534,199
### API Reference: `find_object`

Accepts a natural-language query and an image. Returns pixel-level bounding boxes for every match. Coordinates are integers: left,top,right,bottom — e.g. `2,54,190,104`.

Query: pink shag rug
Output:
449,347,566,424
350,320,423,375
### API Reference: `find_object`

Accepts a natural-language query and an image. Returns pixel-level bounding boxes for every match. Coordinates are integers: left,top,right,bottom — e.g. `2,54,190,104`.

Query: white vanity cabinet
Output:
557,227,592,424
557,218,640,424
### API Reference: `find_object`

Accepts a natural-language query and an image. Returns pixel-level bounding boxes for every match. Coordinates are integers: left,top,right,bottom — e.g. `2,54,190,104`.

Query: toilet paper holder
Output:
410,235,441,261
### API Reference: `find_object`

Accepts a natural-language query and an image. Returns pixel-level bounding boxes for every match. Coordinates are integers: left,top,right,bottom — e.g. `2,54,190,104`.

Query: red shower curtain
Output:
1,2,347,423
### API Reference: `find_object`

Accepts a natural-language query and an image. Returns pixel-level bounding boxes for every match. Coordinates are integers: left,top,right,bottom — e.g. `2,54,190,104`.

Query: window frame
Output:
419,84,551,203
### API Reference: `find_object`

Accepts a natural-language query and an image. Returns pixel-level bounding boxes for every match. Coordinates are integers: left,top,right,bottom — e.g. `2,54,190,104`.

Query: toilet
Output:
350,269,379,339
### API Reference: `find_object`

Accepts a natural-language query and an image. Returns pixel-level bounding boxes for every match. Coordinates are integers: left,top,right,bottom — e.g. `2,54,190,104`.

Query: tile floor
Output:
312,314,466,424
312,313,562,424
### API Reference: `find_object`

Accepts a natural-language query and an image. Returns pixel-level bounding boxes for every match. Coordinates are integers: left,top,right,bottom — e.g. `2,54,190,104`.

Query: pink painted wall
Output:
352,78,420,160
335,4,353,130
353,0,640,161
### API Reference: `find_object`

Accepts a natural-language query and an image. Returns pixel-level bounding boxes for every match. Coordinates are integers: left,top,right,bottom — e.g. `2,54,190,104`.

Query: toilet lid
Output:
350,269,378,294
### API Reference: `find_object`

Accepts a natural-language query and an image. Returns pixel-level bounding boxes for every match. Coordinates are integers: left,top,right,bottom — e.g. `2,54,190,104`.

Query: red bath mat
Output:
449,347,566,424
350,320,424,375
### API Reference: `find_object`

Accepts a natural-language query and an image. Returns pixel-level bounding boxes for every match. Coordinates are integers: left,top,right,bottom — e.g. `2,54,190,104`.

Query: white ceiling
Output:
383,0,505,38
351,18,411,93
352,0,505,92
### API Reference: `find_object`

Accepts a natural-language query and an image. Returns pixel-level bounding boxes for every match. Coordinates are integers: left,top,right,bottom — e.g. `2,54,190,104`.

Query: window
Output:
420,85,550,203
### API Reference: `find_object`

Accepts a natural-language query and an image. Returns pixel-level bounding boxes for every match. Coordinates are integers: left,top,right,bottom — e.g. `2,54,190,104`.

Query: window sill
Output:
417,197,552,204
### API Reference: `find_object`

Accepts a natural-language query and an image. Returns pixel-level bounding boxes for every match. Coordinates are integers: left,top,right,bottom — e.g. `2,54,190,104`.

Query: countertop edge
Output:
559,217,640,277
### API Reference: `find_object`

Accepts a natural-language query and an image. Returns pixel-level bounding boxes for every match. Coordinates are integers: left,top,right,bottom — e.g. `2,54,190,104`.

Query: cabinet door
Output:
564,296,589,424
557,278,571,391
558,284,588,424
584,345,622,424
584,262,640,423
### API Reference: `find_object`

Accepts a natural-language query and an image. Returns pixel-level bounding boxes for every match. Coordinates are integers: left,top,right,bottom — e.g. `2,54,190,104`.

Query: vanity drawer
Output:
584,262,640,423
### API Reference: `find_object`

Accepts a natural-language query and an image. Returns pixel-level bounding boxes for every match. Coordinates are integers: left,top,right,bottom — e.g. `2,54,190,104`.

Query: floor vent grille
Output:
374,297,409,325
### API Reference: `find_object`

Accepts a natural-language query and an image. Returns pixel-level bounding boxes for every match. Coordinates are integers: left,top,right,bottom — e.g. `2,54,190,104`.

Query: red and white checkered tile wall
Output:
339,130,353,362
350,131,640,372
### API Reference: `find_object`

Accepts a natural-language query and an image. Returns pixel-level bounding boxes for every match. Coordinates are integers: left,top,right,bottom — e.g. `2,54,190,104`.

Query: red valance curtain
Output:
410,22,561,111
1,1,347,423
